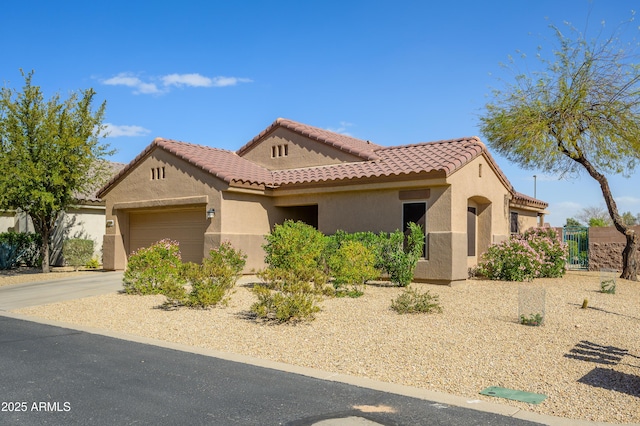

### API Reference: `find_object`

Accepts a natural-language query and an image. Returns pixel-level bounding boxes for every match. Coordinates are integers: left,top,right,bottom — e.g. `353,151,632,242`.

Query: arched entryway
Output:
467,196,492,266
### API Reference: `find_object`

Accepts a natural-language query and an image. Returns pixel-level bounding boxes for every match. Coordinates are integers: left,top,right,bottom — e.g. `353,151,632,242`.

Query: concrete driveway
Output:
0,271,123,311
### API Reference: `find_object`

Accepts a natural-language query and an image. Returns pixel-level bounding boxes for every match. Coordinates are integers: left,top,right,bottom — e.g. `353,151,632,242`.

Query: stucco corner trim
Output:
113,196,209,211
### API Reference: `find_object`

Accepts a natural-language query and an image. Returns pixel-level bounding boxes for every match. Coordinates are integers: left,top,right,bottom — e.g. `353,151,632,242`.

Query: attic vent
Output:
151,166,166,180
271,144,289,158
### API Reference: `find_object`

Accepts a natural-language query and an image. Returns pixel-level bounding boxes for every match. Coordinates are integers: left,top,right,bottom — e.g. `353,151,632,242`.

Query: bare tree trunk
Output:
30,213,54,274
621,232,638,280
41,229,51,273
575,155,638,280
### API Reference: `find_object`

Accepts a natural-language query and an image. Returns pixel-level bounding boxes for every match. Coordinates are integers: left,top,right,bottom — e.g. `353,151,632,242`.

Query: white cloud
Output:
327,121,354,136
616,196,640,205
211,76,253,87
103,123,151,138
102,73,161,95
162,73,214,87
101,72,252,94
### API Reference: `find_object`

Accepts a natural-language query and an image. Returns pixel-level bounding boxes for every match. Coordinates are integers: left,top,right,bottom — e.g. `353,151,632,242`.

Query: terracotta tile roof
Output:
237,117,382,161
271,137,488,185
154,139,273,185
512,191,549,209
97,119,548,210
98,138,273,197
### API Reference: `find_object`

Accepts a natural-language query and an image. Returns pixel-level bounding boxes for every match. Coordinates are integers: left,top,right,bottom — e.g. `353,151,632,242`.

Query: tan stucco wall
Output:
239,127,366,170
447,155,512,273
220,189,284,272
271,180,460,282
101,148,225,270
511,207,540,232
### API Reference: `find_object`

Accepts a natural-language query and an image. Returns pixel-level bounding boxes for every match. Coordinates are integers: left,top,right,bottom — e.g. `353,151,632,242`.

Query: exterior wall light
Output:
106,220,115,228
206,208,216,219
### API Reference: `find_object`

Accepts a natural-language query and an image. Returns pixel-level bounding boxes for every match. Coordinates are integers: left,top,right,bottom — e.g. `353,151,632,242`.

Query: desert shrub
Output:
325,230,384,269
328,240,377,297
85,257,101,269
263,220,328,286
523,227,567,278
379,223,424,286
0,243,21,270
391,286,442,314
0,232,42,269
181,242,247,308
478,237,542,281
63,238,94,270
123,239,185,295
250,283,321,322
478,227,567,282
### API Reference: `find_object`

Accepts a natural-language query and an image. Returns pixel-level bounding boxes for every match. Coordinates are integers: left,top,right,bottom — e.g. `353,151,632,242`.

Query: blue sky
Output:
2,0,639,226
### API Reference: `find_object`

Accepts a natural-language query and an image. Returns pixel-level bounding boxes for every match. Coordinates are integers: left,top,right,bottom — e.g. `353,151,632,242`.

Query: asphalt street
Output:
0,316,547,425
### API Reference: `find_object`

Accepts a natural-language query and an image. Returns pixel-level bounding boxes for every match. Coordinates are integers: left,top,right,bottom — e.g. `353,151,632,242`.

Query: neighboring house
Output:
1,162,125,266
98,118,548,283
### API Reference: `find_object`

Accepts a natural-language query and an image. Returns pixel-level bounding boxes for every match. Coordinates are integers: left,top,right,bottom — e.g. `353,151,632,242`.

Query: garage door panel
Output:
129,209,207,263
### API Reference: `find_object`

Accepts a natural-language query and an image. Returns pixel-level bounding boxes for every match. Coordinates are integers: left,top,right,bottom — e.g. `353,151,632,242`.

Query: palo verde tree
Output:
480,17,640,280
0,70,112,273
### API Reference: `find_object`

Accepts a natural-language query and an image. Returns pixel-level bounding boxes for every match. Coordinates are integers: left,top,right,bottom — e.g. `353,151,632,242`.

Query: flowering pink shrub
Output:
123,239,185,295
478,227,567,281
523,227,567,278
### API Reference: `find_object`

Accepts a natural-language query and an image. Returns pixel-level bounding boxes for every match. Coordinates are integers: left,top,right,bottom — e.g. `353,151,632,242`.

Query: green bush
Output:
478,227,567,282
85,257,101,269
0,243,21,270
123,239,185,295
181,242,247,308
0,232,42,269
63,239,94,270
325,230,384,268
263,220,327,284
379,223,424,286
391,285,443,314
250,283,321,322
328,240,377,297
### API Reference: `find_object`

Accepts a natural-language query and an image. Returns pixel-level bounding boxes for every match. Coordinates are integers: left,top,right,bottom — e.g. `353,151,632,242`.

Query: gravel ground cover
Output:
8,270,640,424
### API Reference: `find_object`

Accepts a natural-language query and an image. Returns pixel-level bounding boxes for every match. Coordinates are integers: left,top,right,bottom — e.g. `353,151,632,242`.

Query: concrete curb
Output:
2,310,635,426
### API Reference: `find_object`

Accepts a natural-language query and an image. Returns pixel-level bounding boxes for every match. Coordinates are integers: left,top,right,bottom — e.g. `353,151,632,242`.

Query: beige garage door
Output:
129,208,208,263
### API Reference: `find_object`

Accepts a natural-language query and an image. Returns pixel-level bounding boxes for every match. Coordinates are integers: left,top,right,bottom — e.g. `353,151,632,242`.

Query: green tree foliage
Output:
589,217,609,227
479,18,640,280
621,211,638,226
0,71,112,273
564,217,583,227
576,205,612,227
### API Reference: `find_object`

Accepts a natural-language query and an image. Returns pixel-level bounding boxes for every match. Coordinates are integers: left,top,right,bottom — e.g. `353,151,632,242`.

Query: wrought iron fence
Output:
563,226,589,270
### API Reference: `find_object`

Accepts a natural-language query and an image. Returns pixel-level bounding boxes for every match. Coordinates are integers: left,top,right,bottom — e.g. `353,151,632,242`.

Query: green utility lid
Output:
479,386,547,404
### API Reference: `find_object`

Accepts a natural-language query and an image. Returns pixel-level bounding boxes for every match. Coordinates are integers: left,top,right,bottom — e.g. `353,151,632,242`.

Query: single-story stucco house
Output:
98,118,548,284
0,161,125,266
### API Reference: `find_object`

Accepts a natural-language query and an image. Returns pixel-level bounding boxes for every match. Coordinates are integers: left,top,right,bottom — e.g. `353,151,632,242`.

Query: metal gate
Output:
563,226,589,270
